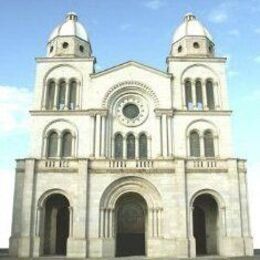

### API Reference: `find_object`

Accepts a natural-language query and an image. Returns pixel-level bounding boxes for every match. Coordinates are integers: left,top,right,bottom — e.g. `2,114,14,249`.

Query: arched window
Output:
58,81,66,110
47,131,58,157
190,131,200,157
69,81,77,110
127,134,135,159
185,80,192,110
206,80,215,110
139,134,147,159
46,81,55,110
204,130,215,157
114,133,123,159
195,80,203,110
61,132,73,157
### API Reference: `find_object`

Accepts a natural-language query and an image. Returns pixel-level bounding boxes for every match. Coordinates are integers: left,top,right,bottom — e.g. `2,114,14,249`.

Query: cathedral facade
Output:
9,13,253,258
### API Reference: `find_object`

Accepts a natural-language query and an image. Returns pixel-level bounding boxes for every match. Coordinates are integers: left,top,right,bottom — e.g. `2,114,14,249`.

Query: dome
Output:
173,13,213,43
48,12,89,42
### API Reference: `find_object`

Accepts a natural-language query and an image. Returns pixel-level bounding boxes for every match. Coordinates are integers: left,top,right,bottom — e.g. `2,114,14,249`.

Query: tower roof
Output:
173,13,213,43
48,12,89,42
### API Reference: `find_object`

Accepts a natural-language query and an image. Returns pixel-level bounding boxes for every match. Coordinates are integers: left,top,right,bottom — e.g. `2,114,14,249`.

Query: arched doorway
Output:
115,192,147,257
43,194,70,255
193,194,219,256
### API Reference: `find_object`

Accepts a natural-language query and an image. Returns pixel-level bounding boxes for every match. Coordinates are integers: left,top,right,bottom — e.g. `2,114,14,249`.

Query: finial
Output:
184,13,196,21
66,12,78,21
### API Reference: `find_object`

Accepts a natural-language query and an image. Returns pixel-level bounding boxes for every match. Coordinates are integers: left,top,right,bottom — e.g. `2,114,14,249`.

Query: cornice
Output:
30,109,108,116
35,57,96,63
166,56,227,63
173,110,232,116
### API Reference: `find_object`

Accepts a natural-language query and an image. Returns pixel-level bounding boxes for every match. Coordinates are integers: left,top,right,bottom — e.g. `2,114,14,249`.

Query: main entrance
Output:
43,194,70,255
193,194,219,256
115,192,147,257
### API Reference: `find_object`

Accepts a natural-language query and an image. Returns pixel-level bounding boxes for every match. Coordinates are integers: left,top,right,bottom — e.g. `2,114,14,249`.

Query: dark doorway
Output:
193,194,219,256
116,193,146,257
193,206,207,254
43,194,70,255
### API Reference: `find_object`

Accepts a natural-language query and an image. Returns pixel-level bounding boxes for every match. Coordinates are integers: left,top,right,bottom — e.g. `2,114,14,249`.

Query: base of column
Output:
9,236,30,258
88,238,115,258
67,237,87,258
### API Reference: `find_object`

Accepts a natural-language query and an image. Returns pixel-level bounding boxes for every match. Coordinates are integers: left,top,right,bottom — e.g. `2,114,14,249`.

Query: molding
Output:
167,56,227,63
90,60,172,79
30,109,108,116
90,169,175,174
154,108,174,116
173,110,232,116
35,57,96,63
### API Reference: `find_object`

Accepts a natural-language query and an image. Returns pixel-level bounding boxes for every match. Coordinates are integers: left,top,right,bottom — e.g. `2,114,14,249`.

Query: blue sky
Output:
0,0,259,248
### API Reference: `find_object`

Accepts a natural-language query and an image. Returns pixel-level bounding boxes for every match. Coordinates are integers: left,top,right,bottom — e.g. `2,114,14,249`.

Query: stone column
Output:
214,82,220,110
69,207,73,236
89,115,95,157
57,134,62,157
214,135,219,157
76,80,80,110
135,135,139,159
42,84,48,110
156,115,162,157
72,135,76,157
111,137,115,159
162,114,168,157
53,80,59,110
200,135,205,157
123,136,127,159
167,116,173,157
202,81,208,110
191,81,196,109
182,82,187,110
99,208,104,238
95,114,101,157
101,115,106,158
17,159,36,257
64,80,70,110
221,206,227,236
148,136,152,159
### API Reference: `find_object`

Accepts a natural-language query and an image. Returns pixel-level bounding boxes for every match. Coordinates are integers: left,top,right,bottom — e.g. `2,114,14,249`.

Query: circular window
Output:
79,45,84,52
193,42,200,49
178,45,182,53
115,95,149,127
62,42,69,49
50,46,54,53
123,104,140,119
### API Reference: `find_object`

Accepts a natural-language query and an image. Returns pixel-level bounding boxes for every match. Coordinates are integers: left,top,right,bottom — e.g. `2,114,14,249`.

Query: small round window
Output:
79,45,84,52
123,104,140,119
178,45,182,53
193,42,200,49
62,42,69,49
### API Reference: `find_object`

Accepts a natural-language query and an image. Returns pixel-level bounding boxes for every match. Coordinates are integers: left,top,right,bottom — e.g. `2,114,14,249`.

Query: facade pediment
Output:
91,60,172,79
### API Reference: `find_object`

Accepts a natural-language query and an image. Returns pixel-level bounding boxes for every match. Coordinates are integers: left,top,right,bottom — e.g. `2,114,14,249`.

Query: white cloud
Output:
144,0,164,10
0,85,32,135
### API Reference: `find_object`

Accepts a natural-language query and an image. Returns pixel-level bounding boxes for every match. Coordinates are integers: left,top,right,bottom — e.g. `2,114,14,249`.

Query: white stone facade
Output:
9,13,253,258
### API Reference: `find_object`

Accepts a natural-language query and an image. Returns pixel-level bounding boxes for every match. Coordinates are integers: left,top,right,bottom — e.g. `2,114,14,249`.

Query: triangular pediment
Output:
91,60,171,78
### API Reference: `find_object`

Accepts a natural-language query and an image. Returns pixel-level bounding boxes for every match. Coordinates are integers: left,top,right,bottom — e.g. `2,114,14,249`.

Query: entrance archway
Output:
193,194,219,256
115,192,147,257
43,194,70,255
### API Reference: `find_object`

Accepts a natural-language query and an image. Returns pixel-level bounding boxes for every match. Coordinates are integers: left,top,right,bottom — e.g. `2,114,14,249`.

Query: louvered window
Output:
196,80,203,110
62,132,73,157
48,132,58,157
206,80,215,110
185,81,192,110
47,81,55,110
127,134,135,159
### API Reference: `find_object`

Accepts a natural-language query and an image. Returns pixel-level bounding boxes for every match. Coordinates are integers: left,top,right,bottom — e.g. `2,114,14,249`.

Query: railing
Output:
186,158,227,170
36,159,79,169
